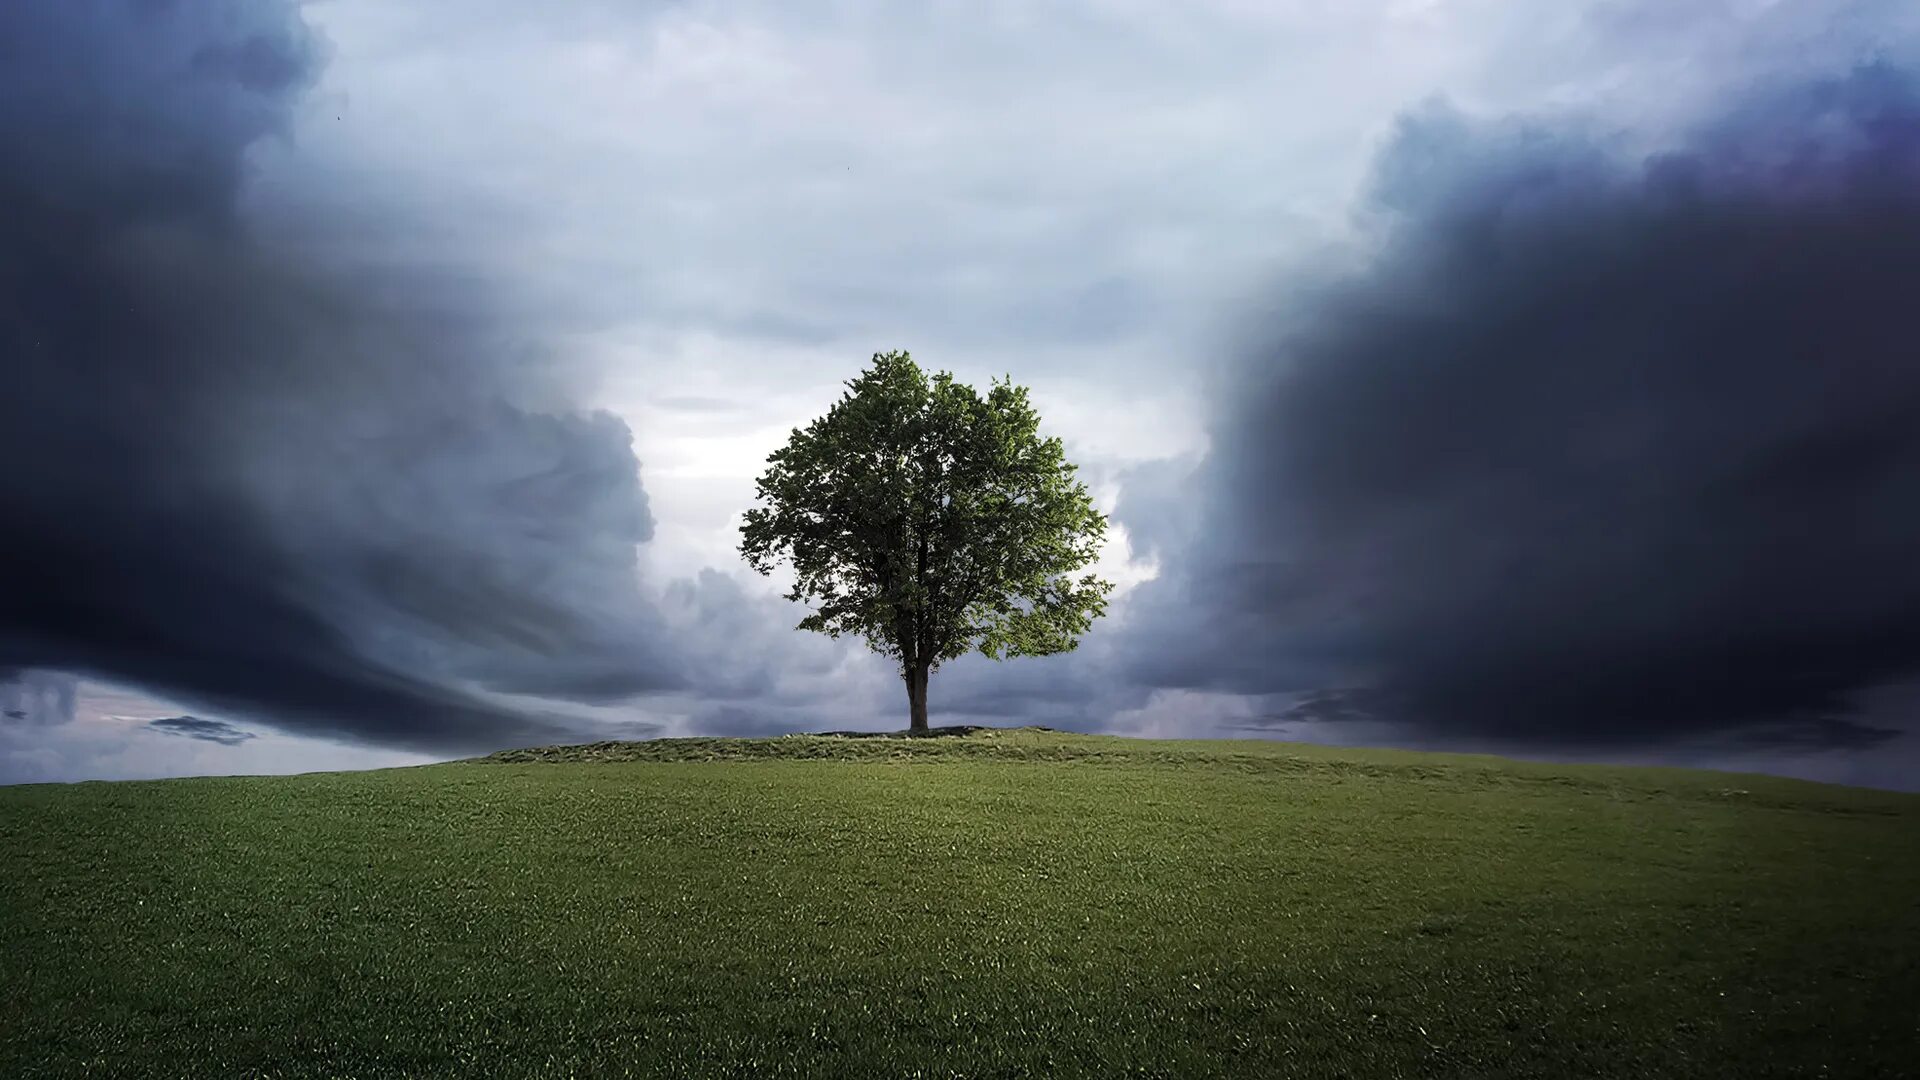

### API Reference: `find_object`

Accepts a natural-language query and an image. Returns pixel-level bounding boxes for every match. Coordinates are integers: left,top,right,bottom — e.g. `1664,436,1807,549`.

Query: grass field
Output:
3,728,1916,1078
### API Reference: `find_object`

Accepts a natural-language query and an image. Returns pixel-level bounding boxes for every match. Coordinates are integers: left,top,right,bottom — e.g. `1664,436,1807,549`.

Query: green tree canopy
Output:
740,351,1113,732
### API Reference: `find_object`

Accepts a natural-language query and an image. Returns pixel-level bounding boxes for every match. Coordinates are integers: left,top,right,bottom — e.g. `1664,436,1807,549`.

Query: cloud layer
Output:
7,1,1920,789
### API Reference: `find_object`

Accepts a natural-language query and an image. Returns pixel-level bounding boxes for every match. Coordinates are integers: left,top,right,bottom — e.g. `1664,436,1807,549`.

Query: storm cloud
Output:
0,1,681,753
1124,62,1920,749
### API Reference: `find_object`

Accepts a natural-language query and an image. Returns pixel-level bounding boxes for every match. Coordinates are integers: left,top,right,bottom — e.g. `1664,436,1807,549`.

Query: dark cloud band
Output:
146,716,257,747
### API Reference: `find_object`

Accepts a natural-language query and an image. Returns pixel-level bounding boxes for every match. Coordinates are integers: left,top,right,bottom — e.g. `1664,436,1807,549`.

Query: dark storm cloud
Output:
1123,63,1920,749
146,716,257,747
0,2,682,753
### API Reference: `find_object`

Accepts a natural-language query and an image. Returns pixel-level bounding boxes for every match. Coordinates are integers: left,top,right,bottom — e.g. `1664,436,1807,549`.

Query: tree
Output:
740,351,1113,733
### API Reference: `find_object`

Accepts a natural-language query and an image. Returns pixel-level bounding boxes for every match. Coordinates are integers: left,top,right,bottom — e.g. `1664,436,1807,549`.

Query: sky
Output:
5,0,1920,791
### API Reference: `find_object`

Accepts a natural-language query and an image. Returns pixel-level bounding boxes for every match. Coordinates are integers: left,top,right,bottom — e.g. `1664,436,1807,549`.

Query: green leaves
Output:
740,351,1114,677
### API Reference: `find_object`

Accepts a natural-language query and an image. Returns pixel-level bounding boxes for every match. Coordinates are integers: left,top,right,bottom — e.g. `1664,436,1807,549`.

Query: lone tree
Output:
740,351,1113,733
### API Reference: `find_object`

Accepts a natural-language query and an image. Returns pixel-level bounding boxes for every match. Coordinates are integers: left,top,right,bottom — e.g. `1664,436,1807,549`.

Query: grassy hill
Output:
3,727,1915,1078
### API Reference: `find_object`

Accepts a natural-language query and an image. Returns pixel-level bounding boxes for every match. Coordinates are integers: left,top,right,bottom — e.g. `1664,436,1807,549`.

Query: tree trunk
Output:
906,664,930,734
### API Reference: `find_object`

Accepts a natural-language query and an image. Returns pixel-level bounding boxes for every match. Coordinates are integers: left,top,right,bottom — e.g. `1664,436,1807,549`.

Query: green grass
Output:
3,728,1916,1078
